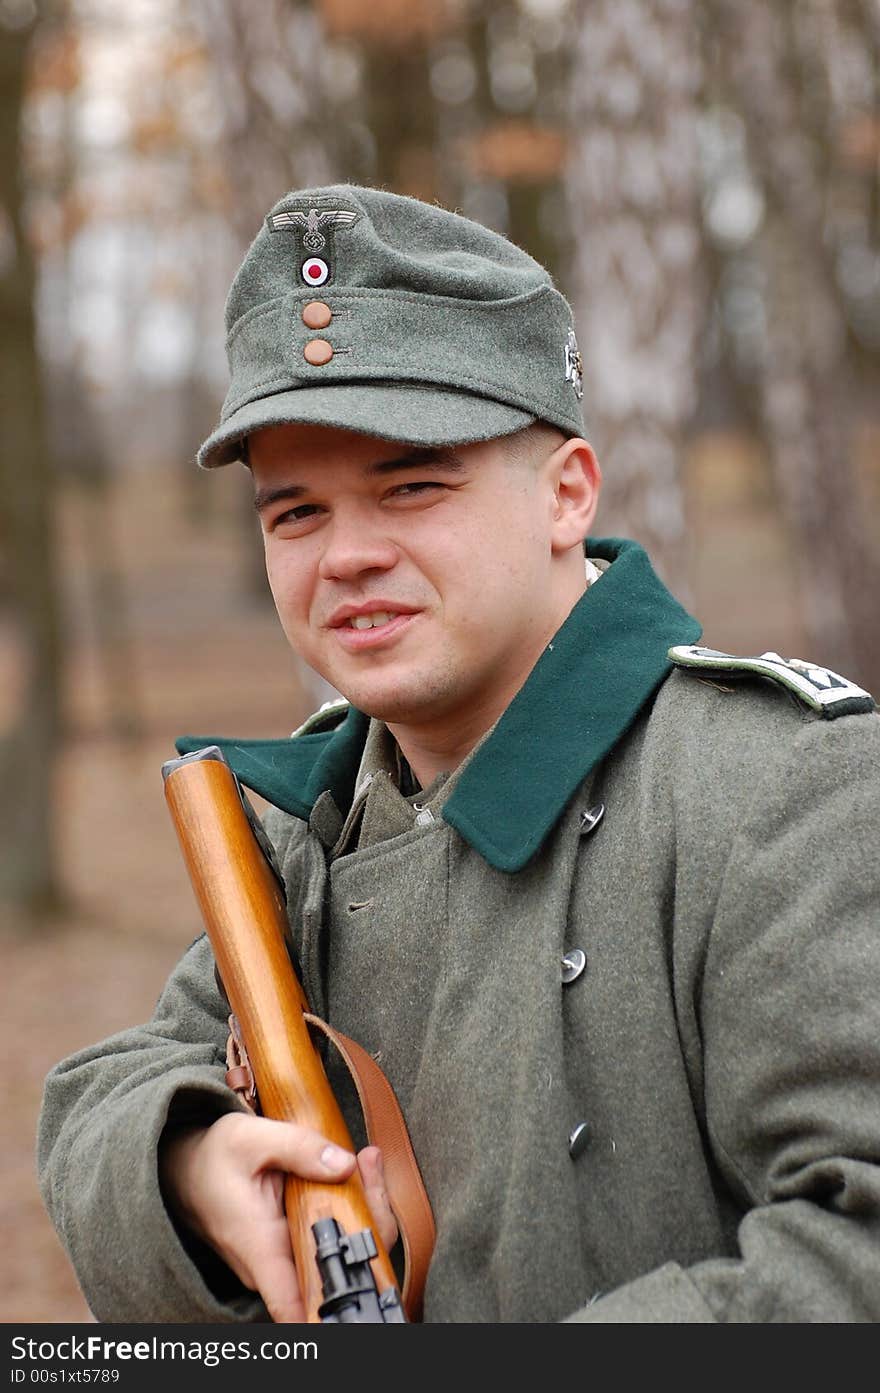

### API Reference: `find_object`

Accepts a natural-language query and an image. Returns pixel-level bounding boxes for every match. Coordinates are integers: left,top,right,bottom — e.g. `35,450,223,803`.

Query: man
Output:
38,184,880,1323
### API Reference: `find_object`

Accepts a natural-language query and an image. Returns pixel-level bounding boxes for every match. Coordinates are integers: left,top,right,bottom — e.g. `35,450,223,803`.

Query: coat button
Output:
561,947,587,984
568,1121,591,1159
302,300,332,329
579,802,605,835
304,338,333,365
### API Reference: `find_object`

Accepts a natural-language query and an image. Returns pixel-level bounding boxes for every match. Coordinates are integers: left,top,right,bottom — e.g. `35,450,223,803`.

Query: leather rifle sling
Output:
304,1013,436,1323
226,1014,435,1322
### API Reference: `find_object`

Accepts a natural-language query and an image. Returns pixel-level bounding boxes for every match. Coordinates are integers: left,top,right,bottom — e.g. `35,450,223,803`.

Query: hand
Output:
160,1112,398,1322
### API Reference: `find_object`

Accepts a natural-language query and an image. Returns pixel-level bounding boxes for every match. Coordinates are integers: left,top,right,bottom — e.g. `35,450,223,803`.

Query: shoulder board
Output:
290,696,350,739
667,645,876,718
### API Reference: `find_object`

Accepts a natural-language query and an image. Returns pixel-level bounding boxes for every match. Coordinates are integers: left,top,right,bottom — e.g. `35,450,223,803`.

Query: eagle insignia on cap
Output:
269,206,360,288
564,328,583,399
269,207,359,251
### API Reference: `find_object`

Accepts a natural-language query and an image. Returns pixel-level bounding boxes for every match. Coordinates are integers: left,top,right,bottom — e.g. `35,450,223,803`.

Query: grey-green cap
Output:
197,183,585,469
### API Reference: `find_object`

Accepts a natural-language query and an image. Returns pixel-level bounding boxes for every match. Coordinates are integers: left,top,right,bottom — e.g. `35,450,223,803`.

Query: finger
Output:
224,1114,357,1181
237,1220,307,1324
357,1145,399,1253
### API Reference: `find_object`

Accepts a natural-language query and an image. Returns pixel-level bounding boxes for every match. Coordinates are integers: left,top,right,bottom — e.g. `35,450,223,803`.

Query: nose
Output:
317,506,399,582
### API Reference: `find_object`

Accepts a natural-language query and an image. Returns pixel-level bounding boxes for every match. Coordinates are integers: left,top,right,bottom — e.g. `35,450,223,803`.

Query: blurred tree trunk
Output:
196,0,340,711
197,0,334,246
565,0,707,589
715,0,880,690
361,36,436,199
455,1,570,280
0,14,63,920
39,11,143,742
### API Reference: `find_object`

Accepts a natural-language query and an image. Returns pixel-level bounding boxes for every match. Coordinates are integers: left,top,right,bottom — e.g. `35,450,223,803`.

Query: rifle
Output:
162,744,433,1323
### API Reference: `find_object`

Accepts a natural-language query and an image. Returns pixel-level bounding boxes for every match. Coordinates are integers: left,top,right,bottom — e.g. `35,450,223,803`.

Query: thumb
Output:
239,1116,358,1181
357,1145,399,1254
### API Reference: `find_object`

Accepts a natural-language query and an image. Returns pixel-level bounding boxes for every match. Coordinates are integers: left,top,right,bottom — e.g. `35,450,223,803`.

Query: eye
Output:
267,502,322,532
388,480,445,499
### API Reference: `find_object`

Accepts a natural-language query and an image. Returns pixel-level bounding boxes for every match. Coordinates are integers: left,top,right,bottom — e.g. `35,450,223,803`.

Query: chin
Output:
347,692,418,723
336,677,442,725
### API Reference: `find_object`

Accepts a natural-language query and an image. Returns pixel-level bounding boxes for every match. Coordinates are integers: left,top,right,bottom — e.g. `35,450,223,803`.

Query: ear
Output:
545,438,602,555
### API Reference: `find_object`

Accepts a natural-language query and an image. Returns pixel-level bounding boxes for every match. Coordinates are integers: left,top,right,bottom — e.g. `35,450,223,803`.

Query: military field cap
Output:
197,183,585,468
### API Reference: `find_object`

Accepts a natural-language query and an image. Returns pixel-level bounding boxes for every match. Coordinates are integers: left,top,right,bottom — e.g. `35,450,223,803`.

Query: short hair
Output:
503,420,568,466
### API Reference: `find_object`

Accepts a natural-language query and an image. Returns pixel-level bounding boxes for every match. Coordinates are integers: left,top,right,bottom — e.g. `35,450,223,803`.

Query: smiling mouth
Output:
330,609,417,650
347,611,399,630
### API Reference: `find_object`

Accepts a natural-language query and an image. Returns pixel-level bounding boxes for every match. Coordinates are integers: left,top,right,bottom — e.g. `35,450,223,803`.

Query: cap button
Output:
302,301,332,330
304,338,333,366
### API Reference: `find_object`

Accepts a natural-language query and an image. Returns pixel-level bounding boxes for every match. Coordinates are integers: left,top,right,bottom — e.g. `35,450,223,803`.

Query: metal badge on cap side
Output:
564,328,583,399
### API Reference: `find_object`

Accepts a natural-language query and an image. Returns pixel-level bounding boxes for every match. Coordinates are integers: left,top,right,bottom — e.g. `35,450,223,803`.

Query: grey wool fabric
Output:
196,183,585,468
37,544,880,1323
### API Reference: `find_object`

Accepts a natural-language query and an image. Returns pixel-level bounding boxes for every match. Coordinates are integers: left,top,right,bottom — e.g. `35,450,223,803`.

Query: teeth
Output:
349,611,395,630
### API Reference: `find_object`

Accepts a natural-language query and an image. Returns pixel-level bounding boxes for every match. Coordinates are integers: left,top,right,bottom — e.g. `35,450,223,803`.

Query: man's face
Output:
250,422,585,742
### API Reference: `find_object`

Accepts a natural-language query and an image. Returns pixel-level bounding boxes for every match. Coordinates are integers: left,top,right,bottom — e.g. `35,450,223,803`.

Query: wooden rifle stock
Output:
162,745,406,1323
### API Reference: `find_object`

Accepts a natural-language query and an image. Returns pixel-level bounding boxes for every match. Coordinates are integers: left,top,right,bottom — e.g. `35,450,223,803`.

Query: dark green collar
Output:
175,538,701,871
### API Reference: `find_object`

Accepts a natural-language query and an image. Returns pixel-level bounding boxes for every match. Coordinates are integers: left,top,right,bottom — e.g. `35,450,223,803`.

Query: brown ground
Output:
1,435,806,1323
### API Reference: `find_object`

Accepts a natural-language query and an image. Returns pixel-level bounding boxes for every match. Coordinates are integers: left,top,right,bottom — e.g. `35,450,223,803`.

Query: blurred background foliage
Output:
2,0,879,920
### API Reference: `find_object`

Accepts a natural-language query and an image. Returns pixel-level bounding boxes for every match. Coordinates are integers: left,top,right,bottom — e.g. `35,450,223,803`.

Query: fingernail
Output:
321,1143,352,1171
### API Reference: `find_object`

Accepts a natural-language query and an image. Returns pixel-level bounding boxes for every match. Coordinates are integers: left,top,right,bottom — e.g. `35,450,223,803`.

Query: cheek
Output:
438,515,529,598
470,517,543,592
265,550,310,627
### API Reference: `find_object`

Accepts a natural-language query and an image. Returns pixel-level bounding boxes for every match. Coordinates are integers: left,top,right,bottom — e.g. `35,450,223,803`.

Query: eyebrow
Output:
252,446,466,514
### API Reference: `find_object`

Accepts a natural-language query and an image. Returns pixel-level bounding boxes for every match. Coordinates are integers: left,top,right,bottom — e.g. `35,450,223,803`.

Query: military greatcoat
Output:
38,540,880,1322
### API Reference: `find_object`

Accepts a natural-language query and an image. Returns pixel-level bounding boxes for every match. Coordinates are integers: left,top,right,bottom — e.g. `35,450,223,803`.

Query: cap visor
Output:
197,383,534,467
